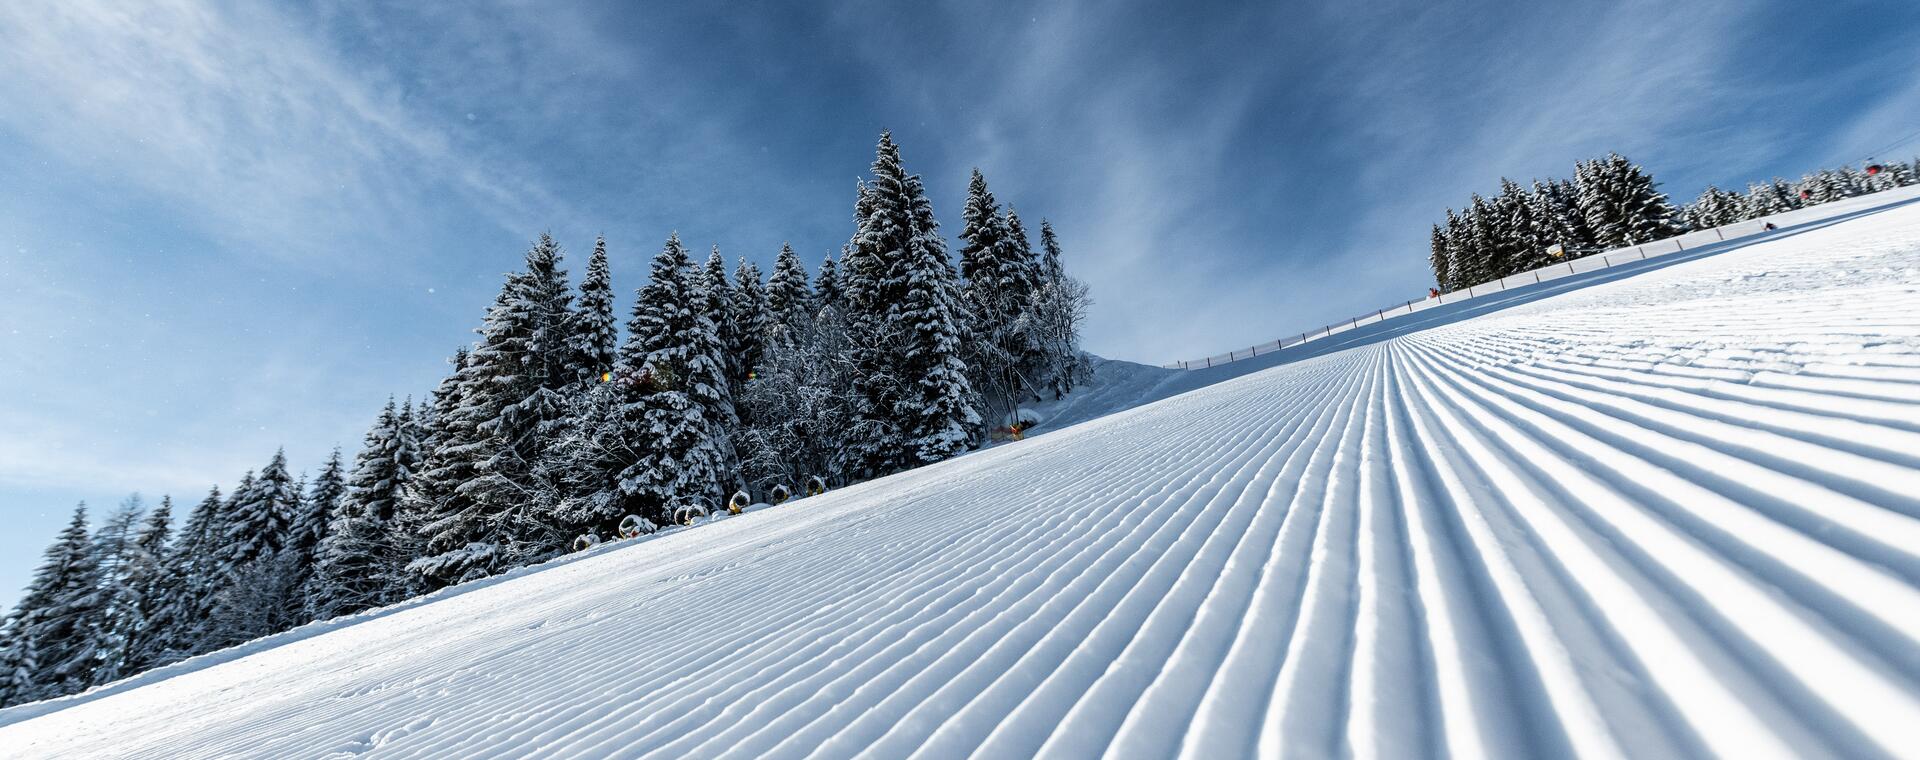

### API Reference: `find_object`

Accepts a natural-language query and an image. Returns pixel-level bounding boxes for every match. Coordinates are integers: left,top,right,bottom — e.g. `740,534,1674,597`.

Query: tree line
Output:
1428,153,1920,291
0,132,1091,708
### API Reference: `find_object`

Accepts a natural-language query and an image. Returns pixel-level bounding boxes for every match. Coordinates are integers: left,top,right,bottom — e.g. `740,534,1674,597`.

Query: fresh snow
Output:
7,192,1920,758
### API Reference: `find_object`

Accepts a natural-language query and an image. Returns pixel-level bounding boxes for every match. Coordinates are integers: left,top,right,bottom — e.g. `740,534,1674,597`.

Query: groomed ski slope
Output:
7,194,1920,759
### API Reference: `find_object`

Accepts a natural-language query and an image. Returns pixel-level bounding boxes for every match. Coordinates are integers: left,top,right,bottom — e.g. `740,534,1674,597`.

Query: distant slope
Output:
5,192,1920,758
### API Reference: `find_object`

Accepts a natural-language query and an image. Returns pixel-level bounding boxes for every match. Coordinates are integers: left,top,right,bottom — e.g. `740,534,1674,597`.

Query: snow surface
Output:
7,192,1920,758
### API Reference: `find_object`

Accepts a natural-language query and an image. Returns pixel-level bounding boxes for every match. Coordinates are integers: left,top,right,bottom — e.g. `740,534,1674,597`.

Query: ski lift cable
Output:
1849,127,1920,168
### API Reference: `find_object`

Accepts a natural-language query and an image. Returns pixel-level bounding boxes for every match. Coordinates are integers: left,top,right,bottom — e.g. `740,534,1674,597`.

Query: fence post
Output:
1676,239,1684,251
1532,270,1541,283
1205,356,1212,368
1638,247,1647,260
1566,261,1576,275
1715,227,1724,241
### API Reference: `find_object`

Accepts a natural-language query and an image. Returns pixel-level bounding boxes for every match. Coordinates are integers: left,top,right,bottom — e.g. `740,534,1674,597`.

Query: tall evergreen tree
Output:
1578,153,1684,248
311,401,413,618
1428,223,1452,290
766,243,815,343
569,235,619,386
814,255,844,315
96,497,176,682
1031,219,1091,399
223,451,297,571
609,233,737,521
732,258,773,381
395,349,468,595
0,622,37,707
412,234,576,586
699,247,744,387
284,452,344,609
843,133,979,474
17,505,104,696
159,486,224,660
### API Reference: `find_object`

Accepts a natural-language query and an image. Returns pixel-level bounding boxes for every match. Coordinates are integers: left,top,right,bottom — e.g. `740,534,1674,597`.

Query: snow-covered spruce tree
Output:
958,170,1041,435
732,258,773,382
700,247,744,388
94,497,177,684
1438,210,1469,289
569,235,619,387
284,452,344,612
606,232,738,523
897,150,982,464
17,505,104,698
766,243,814,345
1462,194,1501,283
1002,209,1053,396
1427,223,1451,289
1496,178,1549,275
1578,153,1684,248
156,486,223,660
1030,219,1091,399
309,400,414,619
411,234,577,587
395,349,469,596
814,255,844,315
223,451,297,572
207,451,305,648
83,495,145,683
1527,180,1578,262
0,622,38,707
1745,180,1796,219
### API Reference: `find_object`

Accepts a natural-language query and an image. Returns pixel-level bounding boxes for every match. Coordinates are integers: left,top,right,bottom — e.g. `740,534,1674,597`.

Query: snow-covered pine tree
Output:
815,255,845,316
1428,224,1451,290
311,400,414,618
207,451,305,647
156,486,223,660
1800,171,1840,206
223,451,297,571
1579,153,1684,248
895,147,981,464
569,235,619,387
1030,219,1091,399
83,495,147,686
412,235,577,586
1495,178,1548,275
1440,209,1472,289
95,497,176,683
765,243,815,345
1464,194,1502,282
608,233,738,523
699,247,744,387
396,349,472,593
957,170,1040,435
1745,180,1795,219
1527,179,1580,263
1001,208,1051,397
732,258,773,383
19,505,105,697
0,622,37,707
693,250,743,442
283,452,343,614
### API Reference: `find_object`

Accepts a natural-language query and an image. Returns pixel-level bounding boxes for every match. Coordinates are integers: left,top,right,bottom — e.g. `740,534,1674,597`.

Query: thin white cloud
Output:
0,0,576,272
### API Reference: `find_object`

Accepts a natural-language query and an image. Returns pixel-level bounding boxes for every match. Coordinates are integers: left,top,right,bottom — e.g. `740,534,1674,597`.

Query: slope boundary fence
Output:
1161,184,1920,370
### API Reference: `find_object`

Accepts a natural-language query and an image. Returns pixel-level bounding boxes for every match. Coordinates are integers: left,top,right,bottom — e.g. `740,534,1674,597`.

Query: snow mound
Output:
6,194,1920,758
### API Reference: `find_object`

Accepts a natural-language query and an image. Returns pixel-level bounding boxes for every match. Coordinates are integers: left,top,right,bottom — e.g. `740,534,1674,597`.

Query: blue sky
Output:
2,0,1917,606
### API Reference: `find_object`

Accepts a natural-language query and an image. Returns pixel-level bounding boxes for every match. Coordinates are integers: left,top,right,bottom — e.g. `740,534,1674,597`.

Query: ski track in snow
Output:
7,192,1920,758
